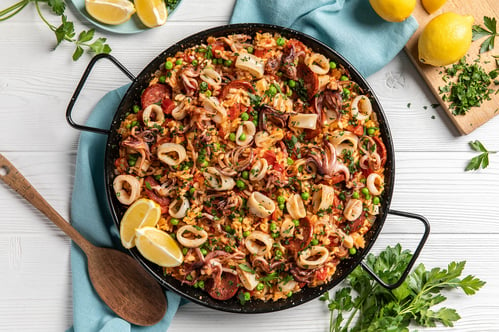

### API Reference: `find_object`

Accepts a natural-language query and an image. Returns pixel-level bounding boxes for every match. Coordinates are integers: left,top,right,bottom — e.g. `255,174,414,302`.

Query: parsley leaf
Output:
466,140,496,171
48,0,65,15
472,16,498,54
321,244,485,332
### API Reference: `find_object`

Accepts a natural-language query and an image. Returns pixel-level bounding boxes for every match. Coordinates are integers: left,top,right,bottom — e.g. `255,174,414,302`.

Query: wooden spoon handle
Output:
0,153,94,253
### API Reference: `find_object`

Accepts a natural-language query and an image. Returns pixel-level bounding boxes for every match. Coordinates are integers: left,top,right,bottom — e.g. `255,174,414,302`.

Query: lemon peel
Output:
135,227,184,267
85,0,136,25
418,12,474,67
134,0,168,28
422,0,447,14
119,198,161,249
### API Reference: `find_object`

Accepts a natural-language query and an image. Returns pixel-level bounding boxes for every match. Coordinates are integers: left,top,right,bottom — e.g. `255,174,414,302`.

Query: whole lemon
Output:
421,0,447,14
418,12,474,67
369,0,416,22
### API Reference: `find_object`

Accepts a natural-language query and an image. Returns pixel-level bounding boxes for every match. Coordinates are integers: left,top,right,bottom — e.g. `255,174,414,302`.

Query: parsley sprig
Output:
320,244,485,332
0,0,111,61
472,16,498,54
465,140,496,171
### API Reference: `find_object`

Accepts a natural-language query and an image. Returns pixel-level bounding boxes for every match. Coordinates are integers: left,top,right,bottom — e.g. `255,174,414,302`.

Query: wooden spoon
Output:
0,154,167,326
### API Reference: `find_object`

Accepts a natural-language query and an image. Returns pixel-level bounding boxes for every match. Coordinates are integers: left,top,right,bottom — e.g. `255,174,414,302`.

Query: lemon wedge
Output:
134,0,168,28
135,227,184,267
85,0,136,25
119,198,161,249
422,0,447,14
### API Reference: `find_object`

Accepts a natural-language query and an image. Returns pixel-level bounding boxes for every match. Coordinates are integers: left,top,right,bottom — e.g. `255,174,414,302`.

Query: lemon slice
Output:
422,0,447,14
120,198,161,249
134,227,184,267
134,0,168,28
85,0,136,25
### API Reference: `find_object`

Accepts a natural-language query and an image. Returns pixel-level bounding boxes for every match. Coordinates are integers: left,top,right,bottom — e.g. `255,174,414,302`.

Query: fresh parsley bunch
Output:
0,0,111,61
320,244,485,332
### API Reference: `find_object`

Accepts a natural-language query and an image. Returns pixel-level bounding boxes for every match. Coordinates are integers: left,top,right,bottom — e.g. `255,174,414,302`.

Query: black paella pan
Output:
66,23,430,313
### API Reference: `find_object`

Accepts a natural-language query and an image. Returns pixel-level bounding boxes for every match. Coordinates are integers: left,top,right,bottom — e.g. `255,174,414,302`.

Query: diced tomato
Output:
210,41,225,58
262,150,277,166
353,124,364,136
315,267,328,281
161,97,175,115
114,157,128,174
206,272,239,300
254,48,267,58
141,84,170,109
373,136,387,167
220,80,255,100
228,103,243,121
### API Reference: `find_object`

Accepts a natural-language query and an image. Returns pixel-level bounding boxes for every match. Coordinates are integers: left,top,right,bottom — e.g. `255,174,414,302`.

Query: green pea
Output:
256,283,264,291
239,133,247,141
131,120,139,127
361,187,369,196
247,46,254,54
276,37,285,46
329,61,337,69
240,112,249,121
165,60,173,70
244,292,251,301
340,75,349,81
292,219,299,226
301,192,310,201
352,191,360,199
197,280,205,289
189,187,195,195
268,85,277,96
288,79,296,88
243,230,250,237
170,218,179,225
286,157,294,165
242,171,249,179
342,88,350,97
286,291,293,297
191,59,198,66
277,195,286,204
311,239,319,246
159,75,166,83
175,59,183,65
204,90,212,97
367,127,376,136
365,193,371,200
133,105,140,113
224,225,233,233
229,133,236,141
126,123,132,129
236,180,246,189
186,274,193,281
128,159,136,167
349,247,357,255
182,247,188,255
270,222,277,231
279,203,285,210
200,81,208,91
286,89,293,97
201,248,208,256
224,59,233,67
373,196,380,205
200,160,209,168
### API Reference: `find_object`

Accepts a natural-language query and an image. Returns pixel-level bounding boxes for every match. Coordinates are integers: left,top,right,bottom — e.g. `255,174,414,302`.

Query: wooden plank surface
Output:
1,0,499,331
405,0,499,135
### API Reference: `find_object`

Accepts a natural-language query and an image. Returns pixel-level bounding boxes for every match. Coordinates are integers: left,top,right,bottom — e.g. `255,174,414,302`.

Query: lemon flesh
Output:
135,227,184,267
418,12,474,67
119,198,161,249
85,0,136,25
369,0,416,22
134,0,168,28
422,0,447,14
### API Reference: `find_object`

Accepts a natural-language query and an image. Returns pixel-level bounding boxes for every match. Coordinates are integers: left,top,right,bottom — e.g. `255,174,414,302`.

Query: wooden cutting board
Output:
405,0,499,135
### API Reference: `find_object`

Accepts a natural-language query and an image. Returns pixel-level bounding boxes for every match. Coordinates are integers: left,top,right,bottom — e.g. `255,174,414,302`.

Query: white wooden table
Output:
1,1,498,331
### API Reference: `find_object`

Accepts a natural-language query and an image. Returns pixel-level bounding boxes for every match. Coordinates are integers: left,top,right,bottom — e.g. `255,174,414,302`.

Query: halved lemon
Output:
120,198,161,249
134,227,184,267
85,0,136,25
134,0,168,28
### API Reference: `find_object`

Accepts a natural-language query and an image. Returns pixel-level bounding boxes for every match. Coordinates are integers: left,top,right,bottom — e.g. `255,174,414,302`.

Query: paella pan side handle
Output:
360,209,430,290
66,53,136,135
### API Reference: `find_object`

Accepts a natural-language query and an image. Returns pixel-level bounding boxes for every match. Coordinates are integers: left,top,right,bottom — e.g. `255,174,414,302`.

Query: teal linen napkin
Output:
68,84,185,332
230,0,418,77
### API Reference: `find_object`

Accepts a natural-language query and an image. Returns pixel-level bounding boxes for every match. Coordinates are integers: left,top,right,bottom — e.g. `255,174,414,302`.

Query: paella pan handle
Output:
360,209,430,290
66,53,136,135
